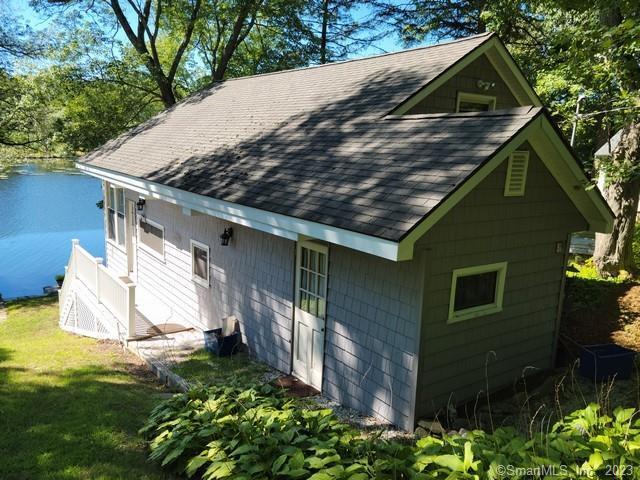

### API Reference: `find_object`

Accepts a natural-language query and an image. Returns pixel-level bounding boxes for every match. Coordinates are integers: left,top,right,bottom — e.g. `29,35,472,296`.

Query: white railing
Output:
58,240,78,319
62,239,136,338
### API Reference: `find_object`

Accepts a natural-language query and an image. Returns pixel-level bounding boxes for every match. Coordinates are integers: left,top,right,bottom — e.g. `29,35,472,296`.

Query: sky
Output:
10,0,419,62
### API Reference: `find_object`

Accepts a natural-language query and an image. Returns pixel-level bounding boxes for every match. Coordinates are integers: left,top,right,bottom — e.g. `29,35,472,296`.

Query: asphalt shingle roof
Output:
80,33,541,241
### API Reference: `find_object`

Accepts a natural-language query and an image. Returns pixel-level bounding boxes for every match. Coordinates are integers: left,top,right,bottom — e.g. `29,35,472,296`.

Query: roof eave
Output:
76,162,403,261
535,115,615,233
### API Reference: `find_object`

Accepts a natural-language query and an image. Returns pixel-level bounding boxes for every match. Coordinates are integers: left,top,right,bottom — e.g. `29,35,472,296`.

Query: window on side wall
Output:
448,262,507,323
106,184,125,246
191,240,210,287
139,217,164,259
456,92,496,113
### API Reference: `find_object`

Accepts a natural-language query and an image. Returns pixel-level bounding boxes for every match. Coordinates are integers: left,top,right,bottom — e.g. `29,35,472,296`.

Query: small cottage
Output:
60,32,613,430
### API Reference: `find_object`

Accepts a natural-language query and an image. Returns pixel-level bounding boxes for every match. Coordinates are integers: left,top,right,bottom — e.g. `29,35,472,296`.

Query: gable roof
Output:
78,33,612,261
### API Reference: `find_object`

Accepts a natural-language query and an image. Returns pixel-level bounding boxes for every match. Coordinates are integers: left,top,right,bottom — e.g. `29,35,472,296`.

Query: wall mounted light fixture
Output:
136,198,146,211
477,80,496,91
220,227,233,246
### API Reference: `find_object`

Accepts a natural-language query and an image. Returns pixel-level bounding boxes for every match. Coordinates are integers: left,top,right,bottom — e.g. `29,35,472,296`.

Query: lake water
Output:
0,161,105,299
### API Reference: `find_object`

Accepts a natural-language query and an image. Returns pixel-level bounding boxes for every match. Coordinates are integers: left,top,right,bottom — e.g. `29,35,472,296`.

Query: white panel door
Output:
292,241,328,390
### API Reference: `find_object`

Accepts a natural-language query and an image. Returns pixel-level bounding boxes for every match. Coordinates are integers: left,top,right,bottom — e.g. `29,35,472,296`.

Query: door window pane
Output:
298,245,328,318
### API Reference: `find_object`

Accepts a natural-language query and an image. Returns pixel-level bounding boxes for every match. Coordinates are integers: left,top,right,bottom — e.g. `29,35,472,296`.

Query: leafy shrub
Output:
140,385,411,479
142,386,640,479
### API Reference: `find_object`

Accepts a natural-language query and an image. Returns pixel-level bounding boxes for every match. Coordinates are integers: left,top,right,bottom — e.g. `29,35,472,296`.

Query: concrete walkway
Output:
126,329,204,391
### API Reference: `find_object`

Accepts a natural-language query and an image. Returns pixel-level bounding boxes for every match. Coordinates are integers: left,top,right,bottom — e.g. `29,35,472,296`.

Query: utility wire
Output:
577,104,640,119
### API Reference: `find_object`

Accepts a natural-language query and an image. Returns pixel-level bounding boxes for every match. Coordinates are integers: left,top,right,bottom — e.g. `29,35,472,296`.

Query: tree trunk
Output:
320,0,329,64
147,60,177,108
594,122,640,276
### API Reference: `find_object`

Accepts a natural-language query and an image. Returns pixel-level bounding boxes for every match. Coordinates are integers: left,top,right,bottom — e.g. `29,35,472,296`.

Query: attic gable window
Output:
456,92,496,113
504,151,530,197
448,262,507,323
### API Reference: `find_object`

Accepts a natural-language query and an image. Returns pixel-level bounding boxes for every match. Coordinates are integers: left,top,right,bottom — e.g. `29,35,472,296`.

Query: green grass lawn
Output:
0,296,176,480
172,348,269,388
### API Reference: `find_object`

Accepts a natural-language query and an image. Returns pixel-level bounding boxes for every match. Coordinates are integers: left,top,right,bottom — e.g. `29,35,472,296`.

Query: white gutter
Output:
76,163,402,262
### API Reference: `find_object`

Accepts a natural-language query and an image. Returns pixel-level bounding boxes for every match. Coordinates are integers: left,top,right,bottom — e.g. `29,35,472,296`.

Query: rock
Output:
417,419,446,435
414,426,428,438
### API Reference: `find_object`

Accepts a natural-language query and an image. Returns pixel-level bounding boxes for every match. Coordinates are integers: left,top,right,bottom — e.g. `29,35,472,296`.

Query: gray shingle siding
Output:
323,246,424,430
103,191,426,429
414,143,586,418
107,194,295,372
407,54,520,114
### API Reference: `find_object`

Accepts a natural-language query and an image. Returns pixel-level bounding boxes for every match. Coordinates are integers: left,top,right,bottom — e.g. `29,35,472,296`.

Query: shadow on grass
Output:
0,346,21,386
0,363,174,480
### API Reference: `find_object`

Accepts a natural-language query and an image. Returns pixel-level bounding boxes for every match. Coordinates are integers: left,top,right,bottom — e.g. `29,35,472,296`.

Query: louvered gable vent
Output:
504,151,529,196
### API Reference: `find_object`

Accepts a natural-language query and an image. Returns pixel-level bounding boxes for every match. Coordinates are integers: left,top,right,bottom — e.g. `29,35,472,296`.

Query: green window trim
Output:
448,261,507,323
455,92,496,113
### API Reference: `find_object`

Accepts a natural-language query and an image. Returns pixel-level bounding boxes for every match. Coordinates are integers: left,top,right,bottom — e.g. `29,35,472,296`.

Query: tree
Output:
0,5,45,148
585,2,640,275
306,0,390,64
41,0,203,107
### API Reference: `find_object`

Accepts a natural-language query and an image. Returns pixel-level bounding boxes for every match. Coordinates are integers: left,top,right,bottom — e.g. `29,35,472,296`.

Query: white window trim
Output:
504,150,530,197
295,240,329,319
448,261,507,323
455,92,497,113
190,239,210,287
105,182,126,251
138,216,165,261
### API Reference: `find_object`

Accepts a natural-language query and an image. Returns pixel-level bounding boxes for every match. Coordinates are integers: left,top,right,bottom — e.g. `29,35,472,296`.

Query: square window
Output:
448,262,507,323
191,240,209,286
454,271,497,310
